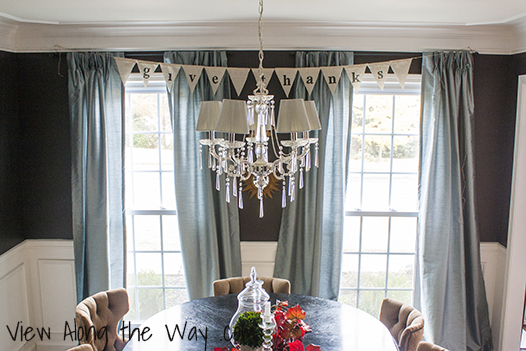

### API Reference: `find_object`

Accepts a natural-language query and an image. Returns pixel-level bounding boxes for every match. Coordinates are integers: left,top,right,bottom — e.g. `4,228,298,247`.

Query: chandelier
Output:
195,0,321,218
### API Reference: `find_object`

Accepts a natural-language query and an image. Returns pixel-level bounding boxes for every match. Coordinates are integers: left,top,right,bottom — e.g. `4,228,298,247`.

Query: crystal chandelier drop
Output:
196,0,321,218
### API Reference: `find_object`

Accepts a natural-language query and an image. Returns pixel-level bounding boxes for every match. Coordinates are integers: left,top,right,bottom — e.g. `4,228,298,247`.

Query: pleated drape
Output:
274,51,353,300
416,51,493,351
163,51,242,300
68,52,125,302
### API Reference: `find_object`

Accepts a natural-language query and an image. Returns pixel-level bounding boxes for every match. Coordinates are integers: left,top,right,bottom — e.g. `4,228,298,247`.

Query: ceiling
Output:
1,0,526,26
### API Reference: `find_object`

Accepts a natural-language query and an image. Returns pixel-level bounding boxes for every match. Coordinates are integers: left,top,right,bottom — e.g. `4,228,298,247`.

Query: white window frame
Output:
340,74,421,313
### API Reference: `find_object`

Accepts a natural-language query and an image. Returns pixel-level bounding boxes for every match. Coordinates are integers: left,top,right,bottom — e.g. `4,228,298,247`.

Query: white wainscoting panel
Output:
480,242,507,351
240,242,278,278
0,240,76,351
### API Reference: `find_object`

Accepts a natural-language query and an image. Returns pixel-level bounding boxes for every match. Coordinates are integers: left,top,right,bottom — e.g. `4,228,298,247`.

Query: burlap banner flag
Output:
367,62,391,91
389,58,412,88
275,68,298,97
114,57,137,85
344,64,367,92
181,65,204,93
298,68,321,96
113,57,414,95
227,68,251,96
137,61,159,87
159,63,181,91
321,66,343,95
205,66,227,95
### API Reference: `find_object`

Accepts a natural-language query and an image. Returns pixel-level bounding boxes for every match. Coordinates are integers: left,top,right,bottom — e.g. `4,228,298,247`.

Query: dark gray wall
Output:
1,50,524,254
0,51,23,254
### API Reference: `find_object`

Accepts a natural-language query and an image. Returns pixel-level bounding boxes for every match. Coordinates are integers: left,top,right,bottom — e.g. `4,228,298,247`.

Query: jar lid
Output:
237,267,270,304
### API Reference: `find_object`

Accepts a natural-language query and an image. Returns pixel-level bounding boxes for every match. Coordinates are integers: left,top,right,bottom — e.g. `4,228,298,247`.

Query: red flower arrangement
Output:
272,301,312,351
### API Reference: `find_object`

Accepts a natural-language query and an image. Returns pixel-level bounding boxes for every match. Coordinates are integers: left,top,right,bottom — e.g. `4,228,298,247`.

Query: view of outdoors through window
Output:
339,75,421,317
125,77,188,322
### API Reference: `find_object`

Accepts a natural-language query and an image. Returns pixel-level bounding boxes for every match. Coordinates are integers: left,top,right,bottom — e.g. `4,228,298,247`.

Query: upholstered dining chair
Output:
213,276,291,296
379,298,424,351
66,344,95,351
75,288,129,351
416,341,450,351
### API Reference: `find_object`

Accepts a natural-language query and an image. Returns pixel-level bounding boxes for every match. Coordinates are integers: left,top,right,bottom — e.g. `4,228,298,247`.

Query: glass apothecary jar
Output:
229,267,270,349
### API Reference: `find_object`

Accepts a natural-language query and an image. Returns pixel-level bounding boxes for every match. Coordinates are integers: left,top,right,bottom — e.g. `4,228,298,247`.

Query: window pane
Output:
394,95,420,134
363,135,391,172
138,288,163,320
361,217,388,252
386,290,412,305
338,290,357,307
132,172,161,209
390,174,418,211
345,173,361,210
127,254,136,287
364,95,393,134
359,254,387,288
388,255,415,289
131,94,158,132
163,216,181,251
127,288,137,321
390,217,417,253
135,253,162,287
352,94,365,134
166,289,189,308
349,136,363,172
161,134,174,170
133,134,159,166
362,174,389,210
358,290,385,317
160,94,172,132
164,253,186,287
342,216,360,252
392,135,418,172
133,215,161,251
341,254,359,288
161,172,176,209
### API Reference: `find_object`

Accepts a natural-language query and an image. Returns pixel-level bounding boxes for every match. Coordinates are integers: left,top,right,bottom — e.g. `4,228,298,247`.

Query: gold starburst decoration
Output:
243,174,280,199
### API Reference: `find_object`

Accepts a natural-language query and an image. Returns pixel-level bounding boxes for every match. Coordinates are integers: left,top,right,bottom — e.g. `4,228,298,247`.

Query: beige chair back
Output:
379,298,424,351
213,276,291,296
75,288,129,351
66,344,95,351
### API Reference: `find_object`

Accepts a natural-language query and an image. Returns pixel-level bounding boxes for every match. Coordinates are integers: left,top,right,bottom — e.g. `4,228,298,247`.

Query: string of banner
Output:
114,56,413,96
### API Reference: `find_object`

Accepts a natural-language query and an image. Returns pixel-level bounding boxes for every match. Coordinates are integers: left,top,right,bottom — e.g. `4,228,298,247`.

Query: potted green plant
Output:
232,311,264,350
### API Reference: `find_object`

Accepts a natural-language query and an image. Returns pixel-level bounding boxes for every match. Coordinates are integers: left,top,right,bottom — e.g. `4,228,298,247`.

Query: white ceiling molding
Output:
0,18,525,54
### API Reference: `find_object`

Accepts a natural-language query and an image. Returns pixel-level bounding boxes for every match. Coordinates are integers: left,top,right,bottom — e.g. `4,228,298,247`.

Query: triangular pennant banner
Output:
205,66,227,95
114,57,137,85
160,63,181,91
368,62,390,90
274,68,298,98
390,58,413,88
251,68,275,88
298,68,321,96
344,64,367,92
321,66,343,95
137,61,159,87
227,68,250,96
181,65,204,93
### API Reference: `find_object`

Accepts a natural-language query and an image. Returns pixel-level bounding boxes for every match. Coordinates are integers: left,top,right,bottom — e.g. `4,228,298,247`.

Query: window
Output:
339,74,421,317
124,74,188,322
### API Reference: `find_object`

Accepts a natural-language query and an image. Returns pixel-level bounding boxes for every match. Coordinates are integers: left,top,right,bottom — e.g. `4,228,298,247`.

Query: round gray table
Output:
122,293,398,351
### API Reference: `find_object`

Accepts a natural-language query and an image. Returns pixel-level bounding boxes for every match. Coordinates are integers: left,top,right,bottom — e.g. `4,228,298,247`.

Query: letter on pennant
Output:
298,68,321,97
389,58,413,89
205,66,227,95
274,68,298,97
227,68,250,97
321,66,343,95
344,64,367,92
160,63,181,91
367,62,390,90
181,65,204,93
251,68,275,87
114,57,137,85
137,61,159,88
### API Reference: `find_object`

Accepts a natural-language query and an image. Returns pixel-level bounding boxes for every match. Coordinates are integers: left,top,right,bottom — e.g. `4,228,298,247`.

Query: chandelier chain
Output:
256,0,268,95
